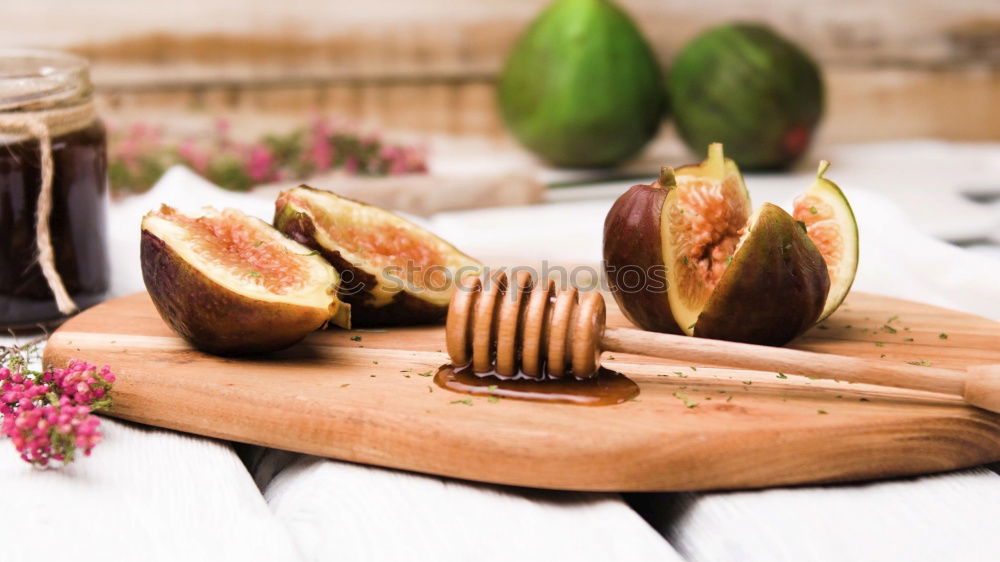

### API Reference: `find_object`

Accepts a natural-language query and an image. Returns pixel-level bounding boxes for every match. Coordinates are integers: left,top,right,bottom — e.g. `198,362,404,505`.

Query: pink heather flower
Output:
5,400,102,466
178,139,210,173
44,360,116,410
343,155,359,175
1,359,114,468
307,132,333,172
246,144,276,182
1,367,49,417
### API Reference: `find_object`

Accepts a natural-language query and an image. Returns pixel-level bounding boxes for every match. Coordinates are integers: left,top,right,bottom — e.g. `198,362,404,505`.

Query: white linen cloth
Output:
2,140,1000,561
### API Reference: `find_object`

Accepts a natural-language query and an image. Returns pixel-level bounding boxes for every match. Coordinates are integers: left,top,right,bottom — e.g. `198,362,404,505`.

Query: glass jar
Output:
0,49,109,331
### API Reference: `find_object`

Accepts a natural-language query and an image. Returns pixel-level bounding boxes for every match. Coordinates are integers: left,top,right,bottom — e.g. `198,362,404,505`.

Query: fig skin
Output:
274,187,482,327
694,203,830,346
603,167,681,334
140,230,334,356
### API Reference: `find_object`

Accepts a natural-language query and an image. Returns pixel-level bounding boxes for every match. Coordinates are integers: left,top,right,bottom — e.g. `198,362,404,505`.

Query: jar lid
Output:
0,48,92,112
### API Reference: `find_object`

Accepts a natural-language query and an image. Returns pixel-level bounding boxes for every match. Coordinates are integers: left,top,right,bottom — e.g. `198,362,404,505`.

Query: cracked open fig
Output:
603,143,751,334
604,143,853,345
688,203,830,345
141,205,347,355
274,186,481,327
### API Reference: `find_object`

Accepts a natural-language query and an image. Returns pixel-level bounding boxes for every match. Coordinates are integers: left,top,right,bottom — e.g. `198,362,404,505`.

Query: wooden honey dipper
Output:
445,271,1000,413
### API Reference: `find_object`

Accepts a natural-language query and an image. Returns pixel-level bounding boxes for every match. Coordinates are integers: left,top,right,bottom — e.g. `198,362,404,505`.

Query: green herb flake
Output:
817,325,829,330
907,359,933,367
487,385,498,393
689,366,697,371
776,373,788,379
339,383,350,388
417,370,433,377
488,396,500,404
882,324,897,334
350,335,362,342
672,392,698,408
903,337,913,342
859,397,870,402
726,255,733,265
817,409,828,415
844,324,852,329
809,206,819,214
742,380,753,385
450,398,473,406
253,241,263,247
874,341,885,347
939,333,949,340
682,255,689,266
247,270,261,277
726,395,733,402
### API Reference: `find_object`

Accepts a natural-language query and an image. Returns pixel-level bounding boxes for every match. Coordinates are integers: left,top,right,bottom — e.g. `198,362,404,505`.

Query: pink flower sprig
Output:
0,341,115,468
108,115,429,194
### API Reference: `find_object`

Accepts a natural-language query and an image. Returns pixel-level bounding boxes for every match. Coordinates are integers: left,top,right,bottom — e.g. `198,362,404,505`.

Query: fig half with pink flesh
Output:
141,205,347,355
274,186,481,327
792,161,859,321
603,143,752,334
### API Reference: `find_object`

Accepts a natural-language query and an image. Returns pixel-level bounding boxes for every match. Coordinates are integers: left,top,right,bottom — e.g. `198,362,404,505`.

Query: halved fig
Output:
792,161,859,321
274,186,481,327
602,167,682,333
690,203,831,345
603,143,752,333
141,205,346,355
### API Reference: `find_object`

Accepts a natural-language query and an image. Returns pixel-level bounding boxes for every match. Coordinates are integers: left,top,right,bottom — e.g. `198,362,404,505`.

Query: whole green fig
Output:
498,0,667,168
668,23,824,170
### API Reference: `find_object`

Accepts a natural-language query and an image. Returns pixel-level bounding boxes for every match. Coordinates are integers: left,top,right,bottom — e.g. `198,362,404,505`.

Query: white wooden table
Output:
2,141,1000,562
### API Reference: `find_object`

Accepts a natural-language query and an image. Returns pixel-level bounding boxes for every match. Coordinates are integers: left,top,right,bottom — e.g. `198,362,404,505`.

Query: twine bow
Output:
0,102,97,315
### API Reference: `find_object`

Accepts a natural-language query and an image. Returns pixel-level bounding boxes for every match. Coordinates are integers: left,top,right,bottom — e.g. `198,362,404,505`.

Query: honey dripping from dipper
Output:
436,271,639,405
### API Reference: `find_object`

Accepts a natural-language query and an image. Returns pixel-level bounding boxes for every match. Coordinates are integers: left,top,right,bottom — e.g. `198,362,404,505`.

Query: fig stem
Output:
657,166,677,188
817,160,831,178
707,143,726,177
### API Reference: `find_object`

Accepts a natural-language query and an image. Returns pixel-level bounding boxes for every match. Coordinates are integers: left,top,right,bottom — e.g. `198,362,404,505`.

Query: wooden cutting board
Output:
44,291,1000,491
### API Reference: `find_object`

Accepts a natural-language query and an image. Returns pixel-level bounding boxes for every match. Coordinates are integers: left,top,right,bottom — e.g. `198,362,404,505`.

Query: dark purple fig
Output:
603,143,751,334
140,205,347,355
274,186,481,327
603,167,679,333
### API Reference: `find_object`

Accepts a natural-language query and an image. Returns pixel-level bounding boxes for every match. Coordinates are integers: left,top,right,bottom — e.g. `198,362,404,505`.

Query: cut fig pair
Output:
603,144,858,346
141,188,480,355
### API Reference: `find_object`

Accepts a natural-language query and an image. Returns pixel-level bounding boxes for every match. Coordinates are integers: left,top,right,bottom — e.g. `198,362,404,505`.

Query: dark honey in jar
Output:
0,50,109,331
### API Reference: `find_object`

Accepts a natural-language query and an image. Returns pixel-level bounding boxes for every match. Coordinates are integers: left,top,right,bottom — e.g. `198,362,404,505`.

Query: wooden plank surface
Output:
44,291,1000,492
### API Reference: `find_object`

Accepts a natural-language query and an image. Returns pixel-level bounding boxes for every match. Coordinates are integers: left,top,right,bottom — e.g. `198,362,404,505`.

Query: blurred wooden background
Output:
3,0,999,145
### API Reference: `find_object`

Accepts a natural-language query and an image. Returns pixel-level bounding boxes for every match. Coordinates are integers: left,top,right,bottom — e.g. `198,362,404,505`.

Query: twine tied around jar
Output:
0,101,97,315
